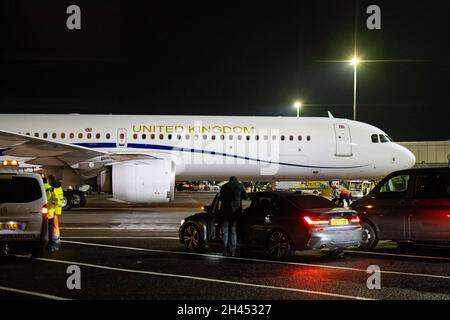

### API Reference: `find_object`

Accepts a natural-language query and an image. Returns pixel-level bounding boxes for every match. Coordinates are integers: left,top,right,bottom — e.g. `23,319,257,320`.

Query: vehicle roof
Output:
0,171,43,179
385,167,450,176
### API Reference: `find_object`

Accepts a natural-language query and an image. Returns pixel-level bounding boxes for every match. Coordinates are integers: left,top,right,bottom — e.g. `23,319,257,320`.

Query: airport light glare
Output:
293,101,302,117
350,55,360,120
350,56,360,66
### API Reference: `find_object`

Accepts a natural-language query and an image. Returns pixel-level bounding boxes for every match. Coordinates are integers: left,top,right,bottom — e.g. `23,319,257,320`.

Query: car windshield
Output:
0,176,42,203
287,195,336,209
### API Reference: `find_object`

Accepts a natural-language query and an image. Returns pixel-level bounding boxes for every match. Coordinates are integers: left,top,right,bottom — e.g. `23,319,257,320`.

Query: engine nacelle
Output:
112,159,175,203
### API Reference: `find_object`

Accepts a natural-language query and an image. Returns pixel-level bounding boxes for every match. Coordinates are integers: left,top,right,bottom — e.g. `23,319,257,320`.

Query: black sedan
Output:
179,192,362,259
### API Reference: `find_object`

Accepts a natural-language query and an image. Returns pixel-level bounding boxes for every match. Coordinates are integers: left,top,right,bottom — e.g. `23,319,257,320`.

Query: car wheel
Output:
267,230,292,259
31,245,45,258
71,191,87,208
182,223,204,251
62,193,73,211
359,222,379,250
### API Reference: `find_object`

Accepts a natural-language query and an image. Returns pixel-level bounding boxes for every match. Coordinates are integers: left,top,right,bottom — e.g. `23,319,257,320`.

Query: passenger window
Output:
298,135,302,141
159,134,164,140
228,135,233,140
177,134,182,140
34,133,39,138
255,135,259,141
211,135,216,140
151,134,155,140
141,134,146,140
168,134,172,140
379,135,389,143
280,135,285,141
70,133,74,139
220,135,225,140
263,135,268,141
106,133,111,140
246,135,250,141
87,133,92,139
307,136,311,141
415,173,450,199
61,133,66,139
79,133,83,139
202,134,207,140
289,135,293,141
371,134,379,143
185,134,190,140
378,174,410,197
118,133,124,140
96,133,101,139
43,133,48,139
272,135,277,141
237,135,242,141
52,133,57,139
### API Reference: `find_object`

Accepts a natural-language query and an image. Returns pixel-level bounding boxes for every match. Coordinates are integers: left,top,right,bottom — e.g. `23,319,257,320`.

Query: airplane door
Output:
117,128,127,147
334,123,352,157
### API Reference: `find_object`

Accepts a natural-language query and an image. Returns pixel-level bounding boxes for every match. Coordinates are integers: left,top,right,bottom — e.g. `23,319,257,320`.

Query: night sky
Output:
1,0,449,141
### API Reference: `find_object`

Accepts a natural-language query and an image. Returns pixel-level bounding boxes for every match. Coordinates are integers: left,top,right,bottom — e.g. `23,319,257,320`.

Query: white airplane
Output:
0,114,415,203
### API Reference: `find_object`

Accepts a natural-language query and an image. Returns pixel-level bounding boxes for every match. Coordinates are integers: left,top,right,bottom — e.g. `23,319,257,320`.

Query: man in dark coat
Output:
219,176,248,256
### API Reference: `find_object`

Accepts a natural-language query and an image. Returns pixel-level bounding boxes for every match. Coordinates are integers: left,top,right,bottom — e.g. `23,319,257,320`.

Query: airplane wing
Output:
0,130,109,167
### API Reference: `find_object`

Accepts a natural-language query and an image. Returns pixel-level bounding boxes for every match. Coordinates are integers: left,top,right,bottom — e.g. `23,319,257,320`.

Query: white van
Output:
0,172,48,257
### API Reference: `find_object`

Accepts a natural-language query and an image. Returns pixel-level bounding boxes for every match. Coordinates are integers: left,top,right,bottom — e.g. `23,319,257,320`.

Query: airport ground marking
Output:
61,226,179,231
61,240,450,281
62,236,179,240
31,256,373,300
345,250,450,261
0,285,71,300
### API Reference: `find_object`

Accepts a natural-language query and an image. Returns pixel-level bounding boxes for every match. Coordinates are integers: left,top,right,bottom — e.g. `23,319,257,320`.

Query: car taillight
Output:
350,216,360,223
303,216,329,226
41,204,48,219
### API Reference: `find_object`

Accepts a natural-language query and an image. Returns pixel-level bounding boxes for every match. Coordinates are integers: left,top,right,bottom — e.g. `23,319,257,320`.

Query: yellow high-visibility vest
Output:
48,186,64,217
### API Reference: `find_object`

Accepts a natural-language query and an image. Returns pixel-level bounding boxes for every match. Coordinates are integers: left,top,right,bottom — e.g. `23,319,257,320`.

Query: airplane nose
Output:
401,146,416,169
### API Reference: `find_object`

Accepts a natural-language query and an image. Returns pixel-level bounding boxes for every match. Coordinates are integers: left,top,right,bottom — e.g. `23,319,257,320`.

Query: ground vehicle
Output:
0,172,48,257
352,168,450,250
275,181,325,195
176,182,195,192
179,192,362,259
340,180,372,201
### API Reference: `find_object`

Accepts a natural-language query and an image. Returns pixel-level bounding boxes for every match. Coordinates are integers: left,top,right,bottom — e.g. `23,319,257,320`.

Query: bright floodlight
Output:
293,100,302,117
293,101,302,109
350,56,360,66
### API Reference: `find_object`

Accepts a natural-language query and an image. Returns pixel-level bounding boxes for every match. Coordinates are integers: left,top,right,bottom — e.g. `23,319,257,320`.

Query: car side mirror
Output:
202,205,212,212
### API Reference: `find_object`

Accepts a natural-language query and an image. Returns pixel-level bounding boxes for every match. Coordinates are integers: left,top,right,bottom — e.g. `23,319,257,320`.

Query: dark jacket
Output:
219,180,248,218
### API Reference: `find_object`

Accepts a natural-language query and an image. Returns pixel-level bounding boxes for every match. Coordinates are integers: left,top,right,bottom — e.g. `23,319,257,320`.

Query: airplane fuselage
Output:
0,114,416,181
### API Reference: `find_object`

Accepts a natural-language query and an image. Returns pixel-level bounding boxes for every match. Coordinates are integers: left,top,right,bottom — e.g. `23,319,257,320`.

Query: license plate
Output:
330,218,349,226
0,223,19,231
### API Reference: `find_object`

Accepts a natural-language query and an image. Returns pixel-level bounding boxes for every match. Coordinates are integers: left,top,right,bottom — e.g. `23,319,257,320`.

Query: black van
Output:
352,168,450,250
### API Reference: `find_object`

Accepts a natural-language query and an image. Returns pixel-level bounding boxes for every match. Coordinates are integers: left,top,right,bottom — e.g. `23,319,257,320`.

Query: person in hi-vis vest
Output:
47,175,64,251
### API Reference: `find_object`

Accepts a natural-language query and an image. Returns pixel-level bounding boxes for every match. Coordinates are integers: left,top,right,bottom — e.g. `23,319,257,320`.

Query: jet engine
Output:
112,159,175,203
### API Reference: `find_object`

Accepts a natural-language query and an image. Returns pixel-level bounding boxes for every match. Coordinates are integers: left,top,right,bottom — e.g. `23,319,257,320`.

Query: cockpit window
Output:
379,135,389,143
386,135,394,142
371,134,379,143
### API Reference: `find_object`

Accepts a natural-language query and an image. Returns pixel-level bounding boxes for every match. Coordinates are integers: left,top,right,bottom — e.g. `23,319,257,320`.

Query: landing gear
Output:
62,190,87,211
62,192,73,211
71,190,87,208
